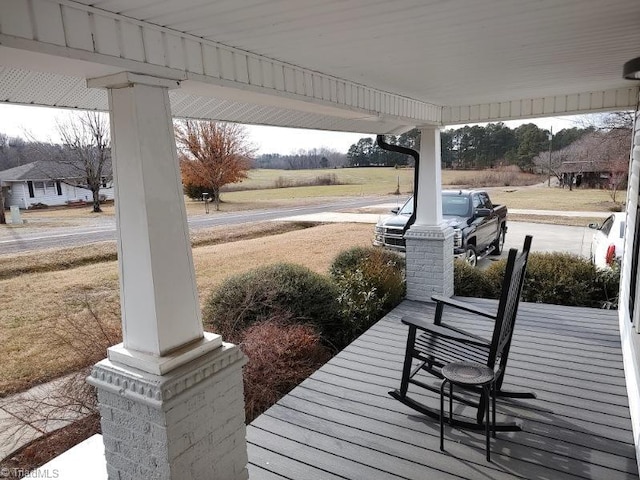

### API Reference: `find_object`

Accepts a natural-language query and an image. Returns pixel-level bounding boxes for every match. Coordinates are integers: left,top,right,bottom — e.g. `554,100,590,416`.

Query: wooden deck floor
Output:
246,298,638,480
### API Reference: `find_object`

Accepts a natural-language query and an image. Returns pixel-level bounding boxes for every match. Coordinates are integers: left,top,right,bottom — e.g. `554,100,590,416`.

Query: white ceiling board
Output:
72,0,640,107
2,0,639,129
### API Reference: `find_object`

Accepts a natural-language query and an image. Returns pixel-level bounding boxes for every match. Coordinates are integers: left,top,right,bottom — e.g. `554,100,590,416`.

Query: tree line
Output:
255,148,347,170
346,123,594,170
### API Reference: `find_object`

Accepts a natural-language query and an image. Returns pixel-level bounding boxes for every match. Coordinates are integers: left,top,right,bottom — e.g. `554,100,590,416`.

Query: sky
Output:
0,103,593,155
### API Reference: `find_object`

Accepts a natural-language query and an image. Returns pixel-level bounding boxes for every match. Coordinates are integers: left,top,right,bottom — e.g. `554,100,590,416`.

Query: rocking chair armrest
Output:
401,314,437,331
401,316,491,348
431,294,496,320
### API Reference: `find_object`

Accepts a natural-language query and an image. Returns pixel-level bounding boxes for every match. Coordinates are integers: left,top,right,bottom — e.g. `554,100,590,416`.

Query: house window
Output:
56,181,62,196
27,181,34,198
44,181,55,192
33,181,45,197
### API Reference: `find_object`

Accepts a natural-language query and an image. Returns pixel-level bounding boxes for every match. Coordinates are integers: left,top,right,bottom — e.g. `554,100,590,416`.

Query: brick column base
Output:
87,344,248,480
405,223,454,302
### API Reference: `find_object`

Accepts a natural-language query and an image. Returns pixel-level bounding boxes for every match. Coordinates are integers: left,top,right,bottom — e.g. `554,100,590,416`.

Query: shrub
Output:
454,260,498,298
454,253,620,308
203,263,342,345
330,246,405,309
274,174,341,189
183,183,214,200
330,247,406,342
523,252,619,307
450,167,543,188
240,319,331,423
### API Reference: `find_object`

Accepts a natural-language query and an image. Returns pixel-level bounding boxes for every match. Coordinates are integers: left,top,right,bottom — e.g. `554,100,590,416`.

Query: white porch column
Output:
85,72,248,480
404,126,454,301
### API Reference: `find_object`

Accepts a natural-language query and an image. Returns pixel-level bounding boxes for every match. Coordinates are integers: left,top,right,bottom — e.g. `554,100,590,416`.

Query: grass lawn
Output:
0,222,375,397
487,185,625,212
222,167,531,199
0,168,625,396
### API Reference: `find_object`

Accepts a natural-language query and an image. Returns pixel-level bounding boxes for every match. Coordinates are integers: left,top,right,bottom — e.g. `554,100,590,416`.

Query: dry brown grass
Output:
0,222,310,281
444,168,544,188
0,222,374,396
487,185,625,211
191,223,374,304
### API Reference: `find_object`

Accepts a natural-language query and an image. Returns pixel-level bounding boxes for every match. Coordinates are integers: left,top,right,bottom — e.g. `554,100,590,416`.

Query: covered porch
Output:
247,298,636,480
2,0,640,478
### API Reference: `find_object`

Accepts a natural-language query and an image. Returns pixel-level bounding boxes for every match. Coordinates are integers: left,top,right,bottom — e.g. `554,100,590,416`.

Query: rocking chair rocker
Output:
390,235,533,431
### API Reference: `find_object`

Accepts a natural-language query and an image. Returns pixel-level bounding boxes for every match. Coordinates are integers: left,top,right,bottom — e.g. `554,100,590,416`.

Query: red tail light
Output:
606,244,616,266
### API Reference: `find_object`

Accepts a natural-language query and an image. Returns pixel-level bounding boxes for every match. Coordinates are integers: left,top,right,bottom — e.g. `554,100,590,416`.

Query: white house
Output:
0,160,114,209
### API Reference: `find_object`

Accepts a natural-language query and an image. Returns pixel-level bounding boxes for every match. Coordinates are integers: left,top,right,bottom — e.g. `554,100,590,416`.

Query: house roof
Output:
1,1,639,133
0,160,112,182
558,160,613,174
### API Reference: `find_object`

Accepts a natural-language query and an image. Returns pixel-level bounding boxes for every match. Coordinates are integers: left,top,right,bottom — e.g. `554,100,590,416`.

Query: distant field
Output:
228,167,417,196
14,168,623,221
221,167,524,201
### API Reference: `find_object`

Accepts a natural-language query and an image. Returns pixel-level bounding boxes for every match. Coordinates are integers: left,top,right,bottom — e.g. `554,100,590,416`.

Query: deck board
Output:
247,299,638,479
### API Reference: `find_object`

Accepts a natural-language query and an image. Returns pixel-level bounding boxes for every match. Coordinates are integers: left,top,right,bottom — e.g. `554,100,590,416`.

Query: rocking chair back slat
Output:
488,235,532,373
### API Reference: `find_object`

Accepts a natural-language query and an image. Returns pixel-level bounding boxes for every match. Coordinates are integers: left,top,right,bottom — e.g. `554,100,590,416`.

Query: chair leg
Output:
492,380,497,439
484,385,491,462
440,379,447,452
449,382,453,425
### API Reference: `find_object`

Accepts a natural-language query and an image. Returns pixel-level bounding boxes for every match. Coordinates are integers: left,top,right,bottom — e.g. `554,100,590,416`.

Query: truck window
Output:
399,199,413,215
442,195,470,216
399,195,471,217
479,193,493,209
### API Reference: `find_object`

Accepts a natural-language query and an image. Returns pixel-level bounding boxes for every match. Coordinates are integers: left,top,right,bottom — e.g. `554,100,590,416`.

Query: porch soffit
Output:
0,0,639,132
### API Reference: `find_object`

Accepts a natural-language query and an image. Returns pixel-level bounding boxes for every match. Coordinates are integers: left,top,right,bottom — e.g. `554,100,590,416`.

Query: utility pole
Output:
0,181,5,224
547,127,553,187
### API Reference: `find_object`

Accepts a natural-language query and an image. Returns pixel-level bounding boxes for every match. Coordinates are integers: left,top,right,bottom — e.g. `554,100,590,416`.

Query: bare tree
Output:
55,112,112,213
533,112,633,199
0,297,119,469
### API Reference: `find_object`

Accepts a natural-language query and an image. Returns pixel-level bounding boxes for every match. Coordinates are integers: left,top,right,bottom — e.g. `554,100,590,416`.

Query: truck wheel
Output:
464,245,478,267
491,227,506,255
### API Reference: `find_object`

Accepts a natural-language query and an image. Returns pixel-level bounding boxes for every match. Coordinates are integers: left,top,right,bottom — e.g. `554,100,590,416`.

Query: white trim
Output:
618,104,640,474
106,333,223,376
442,88,640,125
87,71,180,90
0,0,440,125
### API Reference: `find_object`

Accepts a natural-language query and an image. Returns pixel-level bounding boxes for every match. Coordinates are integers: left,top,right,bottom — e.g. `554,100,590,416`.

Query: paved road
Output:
0,195,598,258
0,196,402,254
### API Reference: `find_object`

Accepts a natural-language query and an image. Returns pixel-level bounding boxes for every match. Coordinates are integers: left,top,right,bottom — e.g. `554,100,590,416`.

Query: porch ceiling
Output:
1,0,639,132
